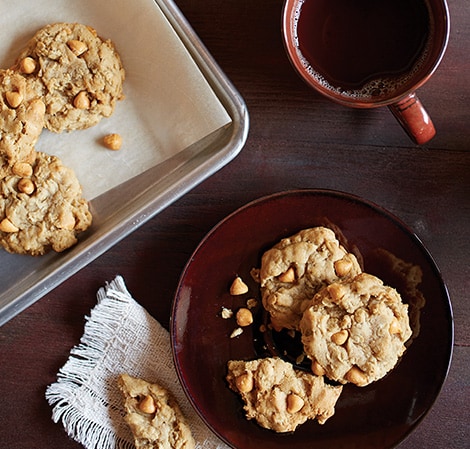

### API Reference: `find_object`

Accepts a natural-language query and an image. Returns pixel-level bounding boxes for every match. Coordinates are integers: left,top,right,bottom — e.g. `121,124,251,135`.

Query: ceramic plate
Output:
171,189,453,449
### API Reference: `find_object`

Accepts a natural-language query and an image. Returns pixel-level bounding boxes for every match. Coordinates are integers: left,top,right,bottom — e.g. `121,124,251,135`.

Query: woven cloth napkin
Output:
45,275,231,449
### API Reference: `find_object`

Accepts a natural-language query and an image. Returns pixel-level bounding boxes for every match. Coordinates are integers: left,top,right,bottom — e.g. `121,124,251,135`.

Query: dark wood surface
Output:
1,0,468,448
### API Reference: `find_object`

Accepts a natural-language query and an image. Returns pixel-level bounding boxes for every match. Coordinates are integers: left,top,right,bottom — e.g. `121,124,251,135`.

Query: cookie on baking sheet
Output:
13,22,125,133
0,152,92,256
300,273,412,387
118,373,195,449
260,226,362,331
226,357,343,433
0,69,45,174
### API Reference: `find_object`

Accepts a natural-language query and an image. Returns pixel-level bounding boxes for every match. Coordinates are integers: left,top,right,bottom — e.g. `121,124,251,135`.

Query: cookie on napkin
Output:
119,373,195,449
45,276,230,449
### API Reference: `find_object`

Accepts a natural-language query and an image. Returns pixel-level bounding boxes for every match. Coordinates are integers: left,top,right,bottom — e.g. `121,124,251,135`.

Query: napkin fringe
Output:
45,276,134,449
45,275,229,449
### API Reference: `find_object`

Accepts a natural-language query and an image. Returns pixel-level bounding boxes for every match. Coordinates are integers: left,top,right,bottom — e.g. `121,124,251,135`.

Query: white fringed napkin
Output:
46,275,231,449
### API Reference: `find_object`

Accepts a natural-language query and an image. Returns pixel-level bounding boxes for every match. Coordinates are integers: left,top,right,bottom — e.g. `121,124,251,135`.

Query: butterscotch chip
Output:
0,69,44,173
230,276,249,295
0,218,19,233
236,308,253,327
0,152,92,256
260,227,362,331
17,57,37,75
13,22,125,133
12,161,33,178
226,357,342,432
5,91,23,109
103,133,122,150
17,178,35,195
118,373,195,449
300,273,412,386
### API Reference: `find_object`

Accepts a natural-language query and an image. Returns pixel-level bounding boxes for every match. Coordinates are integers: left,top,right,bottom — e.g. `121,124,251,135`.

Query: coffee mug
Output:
282,0,450,145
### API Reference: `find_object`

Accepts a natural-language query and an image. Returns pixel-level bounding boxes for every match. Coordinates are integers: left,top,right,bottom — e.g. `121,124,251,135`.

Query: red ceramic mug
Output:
282,0,450,145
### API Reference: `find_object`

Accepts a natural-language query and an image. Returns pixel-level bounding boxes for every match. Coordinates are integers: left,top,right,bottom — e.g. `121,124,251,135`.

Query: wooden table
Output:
1,0,468,448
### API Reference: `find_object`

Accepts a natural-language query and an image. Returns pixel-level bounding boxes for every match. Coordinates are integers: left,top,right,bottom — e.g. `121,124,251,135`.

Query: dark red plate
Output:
171,189,453,449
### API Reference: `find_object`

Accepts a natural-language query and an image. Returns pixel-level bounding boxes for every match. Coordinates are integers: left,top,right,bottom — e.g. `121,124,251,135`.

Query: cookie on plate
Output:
226,357,343,432
0,69,45,174
13,22,125,133
260,227,362,331
0,151,92,255
300,273,412,387
118,373,195,449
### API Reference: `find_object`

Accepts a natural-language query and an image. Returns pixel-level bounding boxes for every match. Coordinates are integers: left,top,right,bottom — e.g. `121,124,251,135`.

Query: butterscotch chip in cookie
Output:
260,227,362,331
226,357,343,432
118,373,195,449
300,273,412,387
0,69,45,173
0,152,92,256
13,22,125,133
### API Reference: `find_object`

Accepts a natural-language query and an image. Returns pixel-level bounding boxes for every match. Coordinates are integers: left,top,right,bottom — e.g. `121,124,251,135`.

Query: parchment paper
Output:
0,0,232,199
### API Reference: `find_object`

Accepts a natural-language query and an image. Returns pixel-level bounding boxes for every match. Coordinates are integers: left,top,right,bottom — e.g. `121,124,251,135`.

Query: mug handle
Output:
388,93,436,145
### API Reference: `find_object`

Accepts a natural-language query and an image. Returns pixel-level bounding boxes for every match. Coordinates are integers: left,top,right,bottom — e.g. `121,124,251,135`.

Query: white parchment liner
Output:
0,0,231,199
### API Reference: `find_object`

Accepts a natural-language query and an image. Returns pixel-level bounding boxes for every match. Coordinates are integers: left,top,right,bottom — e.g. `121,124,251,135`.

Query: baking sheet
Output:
1,0,231,199
0,0,249,326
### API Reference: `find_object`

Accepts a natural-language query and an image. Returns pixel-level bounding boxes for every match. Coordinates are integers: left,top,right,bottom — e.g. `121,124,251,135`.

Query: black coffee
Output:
295,0,430,94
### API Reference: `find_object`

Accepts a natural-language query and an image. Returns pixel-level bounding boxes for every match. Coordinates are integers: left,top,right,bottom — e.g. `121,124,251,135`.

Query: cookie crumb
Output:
230,327,243,338
221,307,233,319
246,298,258,309
250,267,260,283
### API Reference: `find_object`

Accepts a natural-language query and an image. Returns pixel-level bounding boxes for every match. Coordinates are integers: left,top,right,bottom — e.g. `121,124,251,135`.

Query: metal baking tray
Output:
0,0,249,326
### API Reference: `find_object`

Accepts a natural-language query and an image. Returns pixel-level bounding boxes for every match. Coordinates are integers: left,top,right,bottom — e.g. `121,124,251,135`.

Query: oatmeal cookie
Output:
300,273,412,387
118,373,195,449
226,357,343,432
0,69,45,173
260,227,362,331
0,152,92,255
13,22,125,133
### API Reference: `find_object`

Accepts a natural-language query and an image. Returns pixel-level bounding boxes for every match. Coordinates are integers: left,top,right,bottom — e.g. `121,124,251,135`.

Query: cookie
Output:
300,273,412,387
118,373,195,449
260,227,362,331
13,22,125,133
226,357,343,432
0,152,92,255
0,69,45,173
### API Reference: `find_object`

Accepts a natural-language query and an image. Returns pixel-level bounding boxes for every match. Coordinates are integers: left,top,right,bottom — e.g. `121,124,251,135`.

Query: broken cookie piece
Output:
118,373,195,449
226,357,342,432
